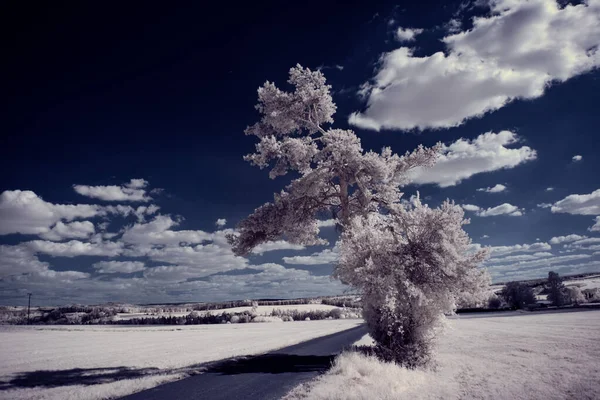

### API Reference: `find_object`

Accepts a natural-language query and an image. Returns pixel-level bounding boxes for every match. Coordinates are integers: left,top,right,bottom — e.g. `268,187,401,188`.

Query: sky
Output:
1,0,600,306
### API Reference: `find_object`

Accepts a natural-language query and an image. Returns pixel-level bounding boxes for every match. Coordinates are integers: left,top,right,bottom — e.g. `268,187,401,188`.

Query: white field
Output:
564,276,600,290
114,304,344,320
285,310,600,400
0,319,362,400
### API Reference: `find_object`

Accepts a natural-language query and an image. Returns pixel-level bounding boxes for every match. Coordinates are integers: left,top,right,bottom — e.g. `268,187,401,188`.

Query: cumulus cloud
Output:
572,155,583,162
549,234,588,245
477,184,506,193
350,0,600,131
121,215,212,246
93,261,146,274
0,245,49,277
487,252,553,264
462,204,481,212
102,204,160,221
283,246,339,265
477,203,524,217
73,178,151,202
396,27,424,42
215,218,227,227
0,190,101,235
25,240,124,258
316,219,337,228
478,242,553,257
252,240,306,254
550,189,600,215
565,237,600,249
546,187,554,191
589,216,600,232
408,131,536,187
39,221,95,241
488,254,592,273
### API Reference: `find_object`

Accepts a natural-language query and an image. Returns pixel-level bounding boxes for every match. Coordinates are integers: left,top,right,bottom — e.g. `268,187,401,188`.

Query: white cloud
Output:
408,131,536,187
39,221,95,241
491,259,600,282
0,190,102,235
283,246,339,265
462,204,481,212
252,240,306,254
0,245,49,277
537,203,552,209
589,216,600,232
350,0,600,131
549,234,588,245
25,240,123,258
566,237,600,248
551,189,600,215
481,234,490,239
477,203,523,217
215,218,227,227
546,187,554,191
484,242,552,257
74,179,151,202
488,254,592,272
316,219,337,228
572,155,583,162
477,184,506,193
488,252,553,264
121,215,212,246
396,27,424,42
93,261,146,274
125,179,148,189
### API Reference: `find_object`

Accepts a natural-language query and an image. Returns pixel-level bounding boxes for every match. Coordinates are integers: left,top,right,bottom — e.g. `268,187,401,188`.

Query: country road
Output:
120,324,367,400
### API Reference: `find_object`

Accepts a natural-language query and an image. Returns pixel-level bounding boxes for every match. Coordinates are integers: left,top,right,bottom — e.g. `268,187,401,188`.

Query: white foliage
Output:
335,199,489,366
231,65,489,367
230,65,440,255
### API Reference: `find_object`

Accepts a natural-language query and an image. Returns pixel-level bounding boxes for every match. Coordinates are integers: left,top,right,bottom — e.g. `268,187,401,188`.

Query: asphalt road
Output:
120,324,367,400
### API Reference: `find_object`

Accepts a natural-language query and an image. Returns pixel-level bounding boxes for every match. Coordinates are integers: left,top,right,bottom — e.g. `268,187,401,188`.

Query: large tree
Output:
229,65,489,367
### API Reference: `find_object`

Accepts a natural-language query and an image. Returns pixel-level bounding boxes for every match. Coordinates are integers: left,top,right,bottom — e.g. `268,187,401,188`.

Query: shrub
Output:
488,295,502,309
251,316,284,323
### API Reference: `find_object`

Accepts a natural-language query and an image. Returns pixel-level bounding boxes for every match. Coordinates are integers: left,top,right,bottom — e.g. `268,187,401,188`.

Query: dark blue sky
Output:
1,0,600,305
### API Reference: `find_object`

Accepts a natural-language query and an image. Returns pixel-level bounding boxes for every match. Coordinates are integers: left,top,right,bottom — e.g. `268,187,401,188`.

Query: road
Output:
120,324,367,400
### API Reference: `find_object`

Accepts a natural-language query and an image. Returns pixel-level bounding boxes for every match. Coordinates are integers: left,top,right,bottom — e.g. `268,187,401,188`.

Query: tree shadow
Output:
0,366,161,390
0,353,336,391
204,354,335,375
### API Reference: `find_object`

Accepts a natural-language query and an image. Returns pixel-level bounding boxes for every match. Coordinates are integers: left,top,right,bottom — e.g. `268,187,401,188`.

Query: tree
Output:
229,65,489,367
566,286,585,305
547,271,566,306
501,282,536,309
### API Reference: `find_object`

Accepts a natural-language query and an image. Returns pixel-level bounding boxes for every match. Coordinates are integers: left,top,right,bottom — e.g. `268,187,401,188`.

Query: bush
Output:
252,316,284,323
488,296,502,309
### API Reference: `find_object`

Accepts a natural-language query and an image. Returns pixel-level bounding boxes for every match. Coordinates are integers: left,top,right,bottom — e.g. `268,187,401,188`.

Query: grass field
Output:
285,310,600,400
0,320,362,400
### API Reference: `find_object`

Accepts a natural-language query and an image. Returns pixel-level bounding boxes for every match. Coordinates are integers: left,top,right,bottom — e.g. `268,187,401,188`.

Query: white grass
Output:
0,319,362,400
285,310,600,400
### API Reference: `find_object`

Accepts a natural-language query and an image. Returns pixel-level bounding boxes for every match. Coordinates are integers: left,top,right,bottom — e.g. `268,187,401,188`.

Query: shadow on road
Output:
205,354,335,375
0,353,335,391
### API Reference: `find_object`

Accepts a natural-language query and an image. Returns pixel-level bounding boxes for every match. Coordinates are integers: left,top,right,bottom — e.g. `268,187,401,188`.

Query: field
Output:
285,310,600,400
0,320,362,400
114,304,345,321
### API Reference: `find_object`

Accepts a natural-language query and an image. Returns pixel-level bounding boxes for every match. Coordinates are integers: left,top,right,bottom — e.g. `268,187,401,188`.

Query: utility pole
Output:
27,293,32,324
